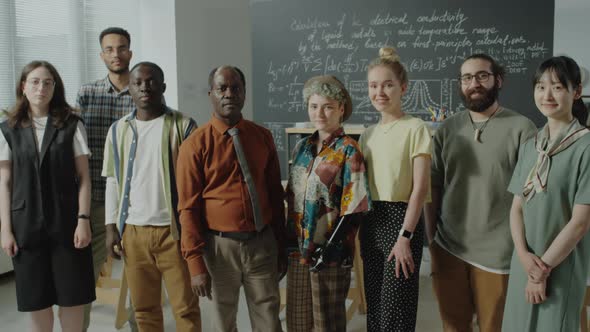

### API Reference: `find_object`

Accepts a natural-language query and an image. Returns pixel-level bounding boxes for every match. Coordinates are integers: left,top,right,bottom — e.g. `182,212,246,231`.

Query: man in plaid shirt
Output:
76,26,137,332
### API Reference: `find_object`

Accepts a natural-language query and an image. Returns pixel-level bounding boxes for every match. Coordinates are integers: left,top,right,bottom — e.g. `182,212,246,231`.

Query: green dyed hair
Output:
302,81,347,105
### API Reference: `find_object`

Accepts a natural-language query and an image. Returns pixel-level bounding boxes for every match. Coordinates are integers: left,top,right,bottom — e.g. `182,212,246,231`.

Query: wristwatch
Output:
398,228,413,240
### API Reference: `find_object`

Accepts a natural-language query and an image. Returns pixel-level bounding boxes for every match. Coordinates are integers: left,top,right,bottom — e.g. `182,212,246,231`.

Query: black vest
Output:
0,114,80,249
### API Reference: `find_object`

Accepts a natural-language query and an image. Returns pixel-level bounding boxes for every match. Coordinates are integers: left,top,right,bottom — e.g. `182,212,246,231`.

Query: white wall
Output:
554,0,590,95
175,0,590,122
174,0,252,124
138,0,178,109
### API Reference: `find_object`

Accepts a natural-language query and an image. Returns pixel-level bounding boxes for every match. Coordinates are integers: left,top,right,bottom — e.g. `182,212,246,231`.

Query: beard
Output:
460,81,500,113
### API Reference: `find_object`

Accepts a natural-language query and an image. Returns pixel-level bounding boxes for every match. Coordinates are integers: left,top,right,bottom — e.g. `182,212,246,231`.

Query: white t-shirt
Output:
106,115,170,227
0,117,90,161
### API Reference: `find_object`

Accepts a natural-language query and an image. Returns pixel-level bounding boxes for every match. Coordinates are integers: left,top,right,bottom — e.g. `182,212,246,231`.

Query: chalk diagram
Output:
402,80,442,115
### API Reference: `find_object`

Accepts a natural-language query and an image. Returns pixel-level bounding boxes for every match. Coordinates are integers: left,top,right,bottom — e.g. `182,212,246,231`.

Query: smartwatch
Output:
398,228,413,240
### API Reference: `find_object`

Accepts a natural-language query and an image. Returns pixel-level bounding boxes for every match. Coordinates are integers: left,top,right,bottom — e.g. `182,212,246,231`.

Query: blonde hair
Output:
367,46,408,85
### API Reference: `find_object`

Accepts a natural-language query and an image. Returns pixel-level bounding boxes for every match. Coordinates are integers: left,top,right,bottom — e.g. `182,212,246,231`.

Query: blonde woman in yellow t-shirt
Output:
358,47,432,332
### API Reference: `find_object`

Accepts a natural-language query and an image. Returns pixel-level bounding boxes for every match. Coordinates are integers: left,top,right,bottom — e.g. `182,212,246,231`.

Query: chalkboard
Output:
251,0,554,177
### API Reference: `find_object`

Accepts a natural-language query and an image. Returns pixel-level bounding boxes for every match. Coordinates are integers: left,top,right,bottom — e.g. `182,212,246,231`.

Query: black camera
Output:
309,216,346,273
309,245,332,272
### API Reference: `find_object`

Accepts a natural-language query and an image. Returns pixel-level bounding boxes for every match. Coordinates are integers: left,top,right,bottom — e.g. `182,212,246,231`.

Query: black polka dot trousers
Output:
360,201,424,332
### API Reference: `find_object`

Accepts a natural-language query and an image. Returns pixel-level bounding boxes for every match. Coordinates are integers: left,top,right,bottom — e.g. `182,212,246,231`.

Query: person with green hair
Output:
285,75,370,332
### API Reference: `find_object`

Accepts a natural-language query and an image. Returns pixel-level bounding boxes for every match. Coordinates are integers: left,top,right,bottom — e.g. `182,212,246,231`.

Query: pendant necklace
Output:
468,106,500,142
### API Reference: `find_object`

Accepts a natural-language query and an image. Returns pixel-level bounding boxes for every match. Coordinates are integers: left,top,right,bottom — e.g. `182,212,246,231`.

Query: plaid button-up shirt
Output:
76,76,134,201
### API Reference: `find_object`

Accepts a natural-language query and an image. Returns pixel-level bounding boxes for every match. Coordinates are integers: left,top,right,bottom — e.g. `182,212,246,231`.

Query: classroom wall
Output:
175,0,590,123
174,0,253,124
554,0,590,95
138,0,179,109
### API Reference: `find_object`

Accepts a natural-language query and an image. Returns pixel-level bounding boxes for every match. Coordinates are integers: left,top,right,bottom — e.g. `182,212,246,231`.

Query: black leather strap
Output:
208,226,267,241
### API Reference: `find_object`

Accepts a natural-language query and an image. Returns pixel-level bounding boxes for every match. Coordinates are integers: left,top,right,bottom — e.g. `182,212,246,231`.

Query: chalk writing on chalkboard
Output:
252,0,554,177
261,9,549,120
263,121,291,152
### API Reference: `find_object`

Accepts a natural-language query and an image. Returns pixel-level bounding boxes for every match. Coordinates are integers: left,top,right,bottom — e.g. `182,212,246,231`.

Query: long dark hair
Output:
533,56,587,126
7,60,75,128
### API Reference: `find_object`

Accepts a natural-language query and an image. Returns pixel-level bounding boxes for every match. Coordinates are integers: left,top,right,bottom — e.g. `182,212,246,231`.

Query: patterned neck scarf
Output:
523,119,590,201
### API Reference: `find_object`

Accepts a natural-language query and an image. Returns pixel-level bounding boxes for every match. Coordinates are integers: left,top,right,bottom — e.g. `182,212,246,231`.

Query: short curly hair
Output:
302,80,347,105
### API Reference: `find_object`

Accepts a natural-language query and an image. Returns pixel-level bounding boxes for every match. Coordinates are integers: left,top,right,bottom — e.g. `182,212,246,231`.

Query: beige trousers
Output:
203,227,282,332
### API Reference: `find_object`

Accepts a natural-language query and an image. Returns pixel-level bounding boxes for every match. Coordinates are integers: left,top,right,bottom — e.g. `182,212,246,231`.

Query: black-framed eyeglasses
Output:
460,71,494,84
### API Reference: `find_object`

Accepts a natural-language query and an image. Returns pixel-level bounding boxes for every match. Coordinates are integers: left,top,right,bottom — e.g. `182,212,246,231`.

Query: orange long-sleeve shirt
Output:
176,115,286,276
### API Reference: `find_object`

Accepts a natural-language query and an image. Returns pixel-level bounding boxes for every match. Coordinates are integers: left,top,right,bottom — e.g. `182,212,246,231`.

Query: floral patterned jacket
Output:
286,127,371,264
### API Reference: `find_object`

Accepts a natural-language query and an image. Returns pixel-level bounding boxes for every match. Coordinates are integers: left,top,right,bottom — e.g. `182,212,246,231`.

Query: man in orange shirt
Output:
176,65,286,332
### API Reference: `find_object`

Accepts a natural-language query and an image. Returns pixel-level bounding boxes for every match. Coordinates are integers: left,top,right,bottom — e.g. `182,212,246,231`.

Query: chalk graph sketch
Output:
402,80,442,116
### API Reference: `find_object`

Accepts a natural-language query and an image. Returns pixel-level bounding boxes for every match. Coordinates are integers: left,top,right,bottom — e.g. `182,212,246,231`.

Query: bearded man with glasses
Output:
424,54,537,332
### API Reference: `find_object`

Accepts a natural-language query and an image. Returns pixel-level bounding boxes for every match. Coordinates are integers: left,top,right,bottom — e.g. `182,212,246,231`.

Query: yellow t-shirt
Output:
359,114,432,202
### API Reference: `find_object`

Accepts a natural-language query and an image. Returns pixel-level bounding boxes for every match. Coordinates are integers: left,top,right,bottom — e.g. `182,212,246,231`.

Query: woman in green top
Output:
503,56,590,331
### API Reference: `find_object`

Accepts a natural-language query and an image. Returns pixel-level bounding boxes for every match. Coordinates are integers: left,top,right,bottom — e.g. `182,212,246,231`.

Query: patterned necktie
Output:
227,127,265,232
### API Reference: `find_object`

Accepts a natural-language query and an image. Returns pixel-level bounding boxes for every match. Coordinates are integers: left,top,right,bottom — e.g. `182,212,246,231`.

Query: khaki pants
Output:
123,225,201,332
430,242,508,332
203,227,281,332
